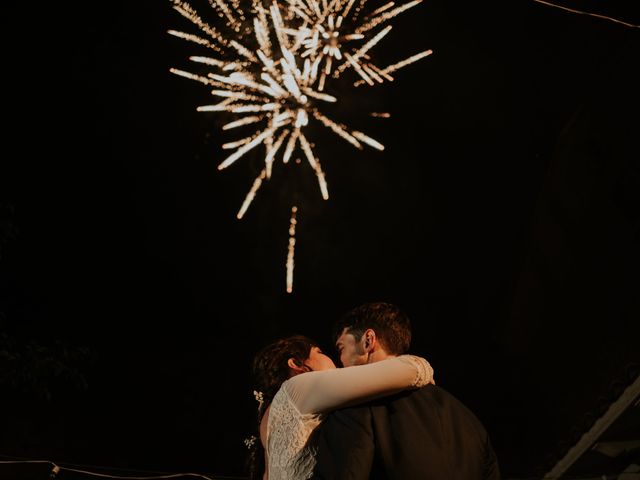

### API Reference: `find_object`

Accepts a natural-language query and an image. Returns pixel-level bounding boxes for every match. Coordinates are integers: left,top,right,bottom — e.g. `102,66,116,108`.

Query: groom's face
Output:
335,328,368,367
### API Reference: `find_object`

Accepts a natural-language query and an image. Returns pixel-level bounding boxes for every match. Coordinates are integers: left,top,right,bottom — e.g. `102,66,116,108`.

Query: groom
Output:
311,302,501,479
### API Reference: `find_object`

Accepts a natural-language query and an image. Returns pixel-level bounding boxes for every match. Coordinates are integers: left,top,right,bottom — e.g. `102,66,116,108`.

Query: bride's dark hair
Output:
247,335,317,479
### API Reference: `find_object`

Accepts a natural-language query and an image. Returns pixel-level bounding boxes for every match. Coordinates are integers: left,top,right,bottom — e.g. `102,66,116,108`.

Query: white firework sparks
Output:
169,0,431,291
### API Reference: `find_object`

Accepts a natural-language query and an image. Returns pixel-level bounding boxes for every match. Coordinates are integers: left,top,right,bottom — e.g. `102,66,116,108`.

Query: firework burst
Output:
169,0,431,291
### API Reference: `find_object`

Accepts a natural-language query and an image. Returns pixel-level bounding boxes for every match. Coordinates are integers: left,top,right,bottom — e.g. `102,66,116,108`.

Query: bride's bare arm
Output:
286,355,434,414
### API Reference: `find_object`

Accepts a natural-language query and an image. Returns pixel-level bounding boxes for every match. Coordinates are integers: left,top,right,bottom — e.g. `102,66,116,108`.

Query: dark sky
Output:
2,0,639,478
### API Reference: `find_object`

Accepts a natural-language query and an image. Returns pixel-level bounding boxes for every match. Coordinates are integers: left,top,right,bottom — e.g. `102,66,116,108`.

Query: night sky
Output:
2,0,639,478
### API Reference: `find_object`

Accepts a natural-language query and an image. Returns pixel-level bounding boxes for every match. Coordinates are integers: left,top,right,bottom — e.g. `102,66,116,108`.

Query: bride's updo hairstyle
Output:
252,335,317,418
247,335,317,479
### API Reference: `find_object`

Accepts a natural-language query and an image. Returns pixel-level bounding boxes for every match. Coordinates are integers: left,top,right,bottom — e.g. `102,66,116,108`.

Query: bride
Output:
249,335,434,479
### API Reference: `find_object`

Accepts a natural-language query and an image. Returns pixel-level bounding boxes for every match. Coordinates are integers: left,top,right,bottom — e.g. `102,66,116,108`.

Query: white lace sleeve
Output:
396,354,435,387
286,355,435,414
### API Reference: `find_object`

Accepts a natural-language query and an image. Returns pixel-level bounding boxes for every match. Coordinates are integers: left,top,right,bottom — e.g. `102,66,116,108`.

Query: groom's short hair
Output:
333,302,411,355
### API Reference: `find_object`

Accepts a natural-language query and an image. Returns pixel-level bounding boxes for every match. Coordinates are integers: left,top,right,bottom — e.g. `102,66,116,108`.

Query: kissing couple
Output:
249,302,501,479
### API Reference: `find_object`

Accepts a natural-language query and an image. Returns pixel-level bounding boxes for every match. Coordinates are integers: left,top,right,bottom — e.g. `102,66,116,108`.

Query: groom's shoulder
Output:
370,383,441,405
325,384,459,420
365,384,477,417
327,384,444,416
394,384,484,415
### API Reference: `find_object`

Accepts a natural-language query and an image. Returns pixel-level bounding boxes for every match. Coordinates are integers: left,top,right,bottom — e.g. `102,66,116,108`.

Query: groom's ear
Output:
362,329,377,352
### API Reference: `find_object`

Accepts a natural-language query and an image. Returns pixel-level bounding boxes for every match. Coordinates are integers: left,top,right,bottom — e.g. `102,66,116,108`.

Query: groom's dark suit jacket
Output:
310,384,500,480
